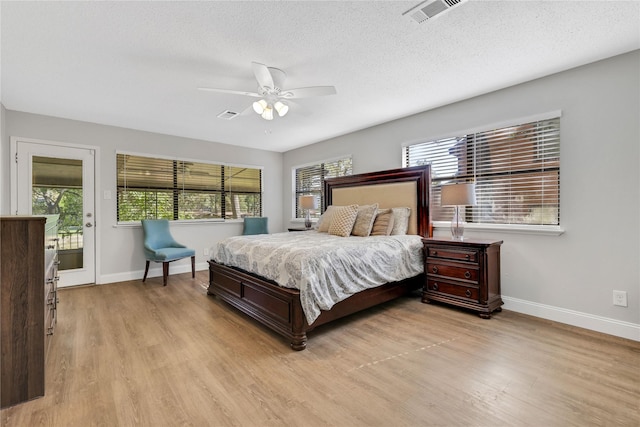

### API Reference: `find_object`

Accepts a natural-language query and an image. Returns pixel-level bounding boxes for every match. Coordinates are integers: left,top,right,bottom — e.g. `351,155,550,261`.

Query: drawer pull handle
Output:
465,289,472,298
432,283,439,291
432,251,438,256
465,254,470,260
464,271,471,279
432,266,438,274
47,278,54,284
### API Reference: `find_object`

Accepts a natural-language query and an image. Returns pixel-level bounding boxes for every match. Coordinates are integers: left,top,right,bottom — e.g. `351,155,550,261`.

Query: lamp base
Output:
450,206,466,240
305,211,312,229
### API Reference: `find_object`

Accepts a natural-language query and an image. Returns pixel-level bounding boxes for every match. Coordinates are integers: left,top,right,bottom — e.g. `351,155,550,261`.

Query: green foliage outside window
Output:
32,187,83,231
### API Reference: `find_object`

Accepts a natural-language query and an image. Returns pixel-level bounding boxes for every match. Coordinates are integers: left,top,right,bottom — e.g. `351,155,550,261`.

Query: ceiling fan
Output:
199,62,337,120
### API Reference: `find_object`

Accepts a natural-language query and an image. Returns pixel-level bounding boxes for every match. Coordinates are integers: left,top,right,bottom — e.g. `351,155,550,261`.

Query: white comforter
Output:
212,231,424,324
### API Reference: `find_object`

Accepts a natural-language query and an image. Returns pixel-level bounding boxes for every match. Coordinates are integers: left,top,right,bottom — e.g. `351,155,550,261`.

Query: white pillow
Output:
390,207,411,235
316,205,338,232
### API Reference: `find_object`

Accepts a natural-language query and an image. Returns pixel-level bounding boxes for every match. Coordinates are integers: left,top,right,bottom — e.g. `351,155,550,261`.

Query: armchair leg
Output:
162,262,169,286
191,256,195,278
143,261,150,282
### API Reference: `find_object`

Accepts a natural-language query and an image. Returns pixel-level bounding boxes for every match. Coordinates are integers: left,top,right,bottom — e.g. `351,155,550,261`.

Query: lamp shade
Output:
253,99,268,114
299,195,316,210
274,101,289,117
261,106,274,120
441,183,476,206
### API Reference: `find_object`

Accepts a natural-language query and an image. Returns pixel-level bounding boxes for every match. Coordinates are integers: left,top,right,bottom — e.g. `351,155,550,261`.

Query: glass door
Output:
14,141,96,287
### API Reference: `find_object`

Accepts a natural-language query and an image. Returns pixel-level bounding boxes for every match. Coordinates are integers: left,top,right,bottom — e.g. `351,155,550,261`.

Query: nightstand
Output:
422,237,503,318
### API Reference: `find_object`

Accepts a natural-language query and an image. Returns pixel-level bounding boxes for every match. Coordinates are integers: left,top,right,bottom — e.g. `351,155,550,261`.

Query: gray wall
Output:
2,113,283,283
283,51,640,340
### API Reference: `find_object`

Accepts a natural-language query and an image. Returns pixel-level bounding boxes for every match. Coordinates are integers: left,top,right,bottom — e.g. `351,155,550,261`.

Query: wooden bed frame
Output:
207,165,432,350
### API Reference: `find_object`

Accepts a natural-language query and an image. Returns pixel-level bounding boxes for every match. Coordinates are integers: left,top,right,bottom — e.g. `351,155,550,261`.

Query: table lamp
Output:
299,195,317,229
440,183,476,240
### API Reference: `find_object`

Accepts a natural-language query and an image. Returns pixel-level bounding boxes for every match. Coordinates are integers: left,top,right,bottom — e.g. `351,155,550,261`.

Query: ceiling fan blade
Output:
281,86,337,99
198,87,262,98
251,62,274,89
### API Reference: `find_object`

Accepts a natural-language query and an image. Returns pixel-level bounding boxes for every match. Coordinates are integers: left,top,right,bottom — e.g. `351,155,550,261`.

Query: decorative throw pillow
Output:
390,207,411,235
370,208,395,236
316,205,338,232
328,205,359,237
351,203,379,237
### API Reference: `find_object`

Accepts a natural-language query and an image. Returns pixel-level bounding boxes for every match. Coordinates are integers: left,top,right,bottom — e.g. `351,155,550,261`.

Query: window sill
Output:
290,218,317,224
433,221,565,236
113,219,231,228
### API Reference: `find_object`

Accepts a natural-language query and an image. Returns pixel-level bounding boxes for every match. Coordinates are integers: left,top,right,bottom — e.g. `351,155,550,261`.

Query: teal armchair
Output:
141,219,195,286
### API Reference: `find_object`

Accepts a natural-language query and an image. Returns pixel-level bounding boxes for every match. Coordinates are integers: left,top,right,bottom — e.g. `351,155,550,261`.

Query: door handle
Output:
85,222,93,228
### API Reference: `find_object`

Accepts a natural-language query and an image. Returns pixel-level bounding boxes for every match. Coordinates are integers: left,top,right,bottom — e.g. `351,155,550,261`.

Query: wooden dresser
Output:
44,216,60,355
1,216,59,408
422,237,503,318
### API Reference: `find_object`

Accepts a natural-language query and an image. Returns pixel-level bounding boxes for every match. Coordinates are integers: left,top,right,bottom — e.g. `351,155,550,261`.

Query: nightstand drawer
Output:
426,279,479,301
426,262,478,282
426,247,478,263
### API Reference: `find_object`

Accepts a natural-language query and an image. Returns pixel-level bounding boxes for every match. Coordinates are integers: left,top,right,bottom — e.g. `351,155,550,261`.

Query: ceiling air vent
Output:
403,0,465,24
217,110,239,120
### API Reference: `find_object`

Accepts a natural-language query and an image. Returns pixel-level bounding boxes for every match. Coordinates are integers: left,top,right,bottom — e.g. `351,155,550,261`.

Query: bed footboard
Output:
208,260,423,350
208,260,309,350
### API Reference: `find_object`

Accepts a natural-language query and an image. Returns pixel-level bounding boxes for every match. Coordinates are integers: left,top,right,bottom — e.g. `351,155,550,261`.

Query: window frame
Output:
291,155,353,221
116,151,263,224
403,112,564,235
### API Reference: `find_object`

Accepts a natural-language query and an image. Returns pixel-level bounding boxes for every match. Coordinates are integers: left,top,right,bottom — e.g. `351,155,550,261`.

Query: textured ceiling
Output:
1,1,639,152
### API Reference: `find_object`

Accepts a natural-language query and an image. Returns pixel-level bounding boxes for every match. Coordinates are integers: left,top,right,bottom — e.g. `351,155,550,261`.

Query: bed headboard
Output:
324,165,432,237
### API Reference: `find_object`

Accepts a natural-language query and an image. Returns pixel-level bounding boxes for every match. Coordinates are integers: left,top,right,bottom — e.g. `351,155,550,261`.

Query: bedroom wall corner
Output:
0,103,8,215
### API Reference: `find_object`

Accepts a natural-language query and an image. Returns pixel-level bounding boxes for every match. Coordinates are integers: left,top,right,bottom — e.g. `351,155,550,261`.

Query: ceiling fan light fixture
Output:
200,62,336,121
274,101,289,117
261,106,274,120
253,99,268,114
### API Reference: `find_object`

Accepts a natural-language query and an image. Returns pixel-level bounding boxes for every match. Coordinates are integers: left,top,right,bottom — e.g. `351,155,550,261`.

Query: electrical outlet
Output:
203,247,209,256
613,290,628,307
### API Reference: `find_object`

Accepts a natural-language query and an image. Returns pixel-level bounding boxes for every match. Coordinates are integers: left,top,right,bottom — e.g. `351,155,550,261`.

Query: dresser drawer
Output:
426,262,478,282
45,303,56,336
426,246,478,263
45,279,54,304
426,278,479,301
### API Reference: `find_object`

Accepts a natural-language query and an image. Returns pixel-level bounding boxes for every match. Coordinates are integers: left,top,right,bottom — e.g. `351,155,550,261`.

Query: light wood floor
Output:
2,271,639,426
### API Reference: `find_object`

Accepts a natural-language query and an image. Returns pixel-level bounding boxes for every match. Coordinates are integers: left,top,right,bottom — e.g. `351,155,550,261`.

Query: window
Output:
294,156,352,219
117,153,262,222
404,116,560,227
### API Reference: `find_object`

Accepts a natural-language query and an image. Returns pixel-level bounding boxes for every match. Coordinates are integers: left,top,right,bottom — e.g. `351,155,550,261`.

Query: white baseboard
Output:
503,296,640,342
99,262,210,285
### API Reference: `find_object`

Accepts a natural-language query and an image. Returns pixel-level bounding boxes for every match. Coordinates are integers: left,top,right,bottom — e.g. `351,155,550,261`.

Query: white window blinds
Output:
404,116,560,226
294,157,352,218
